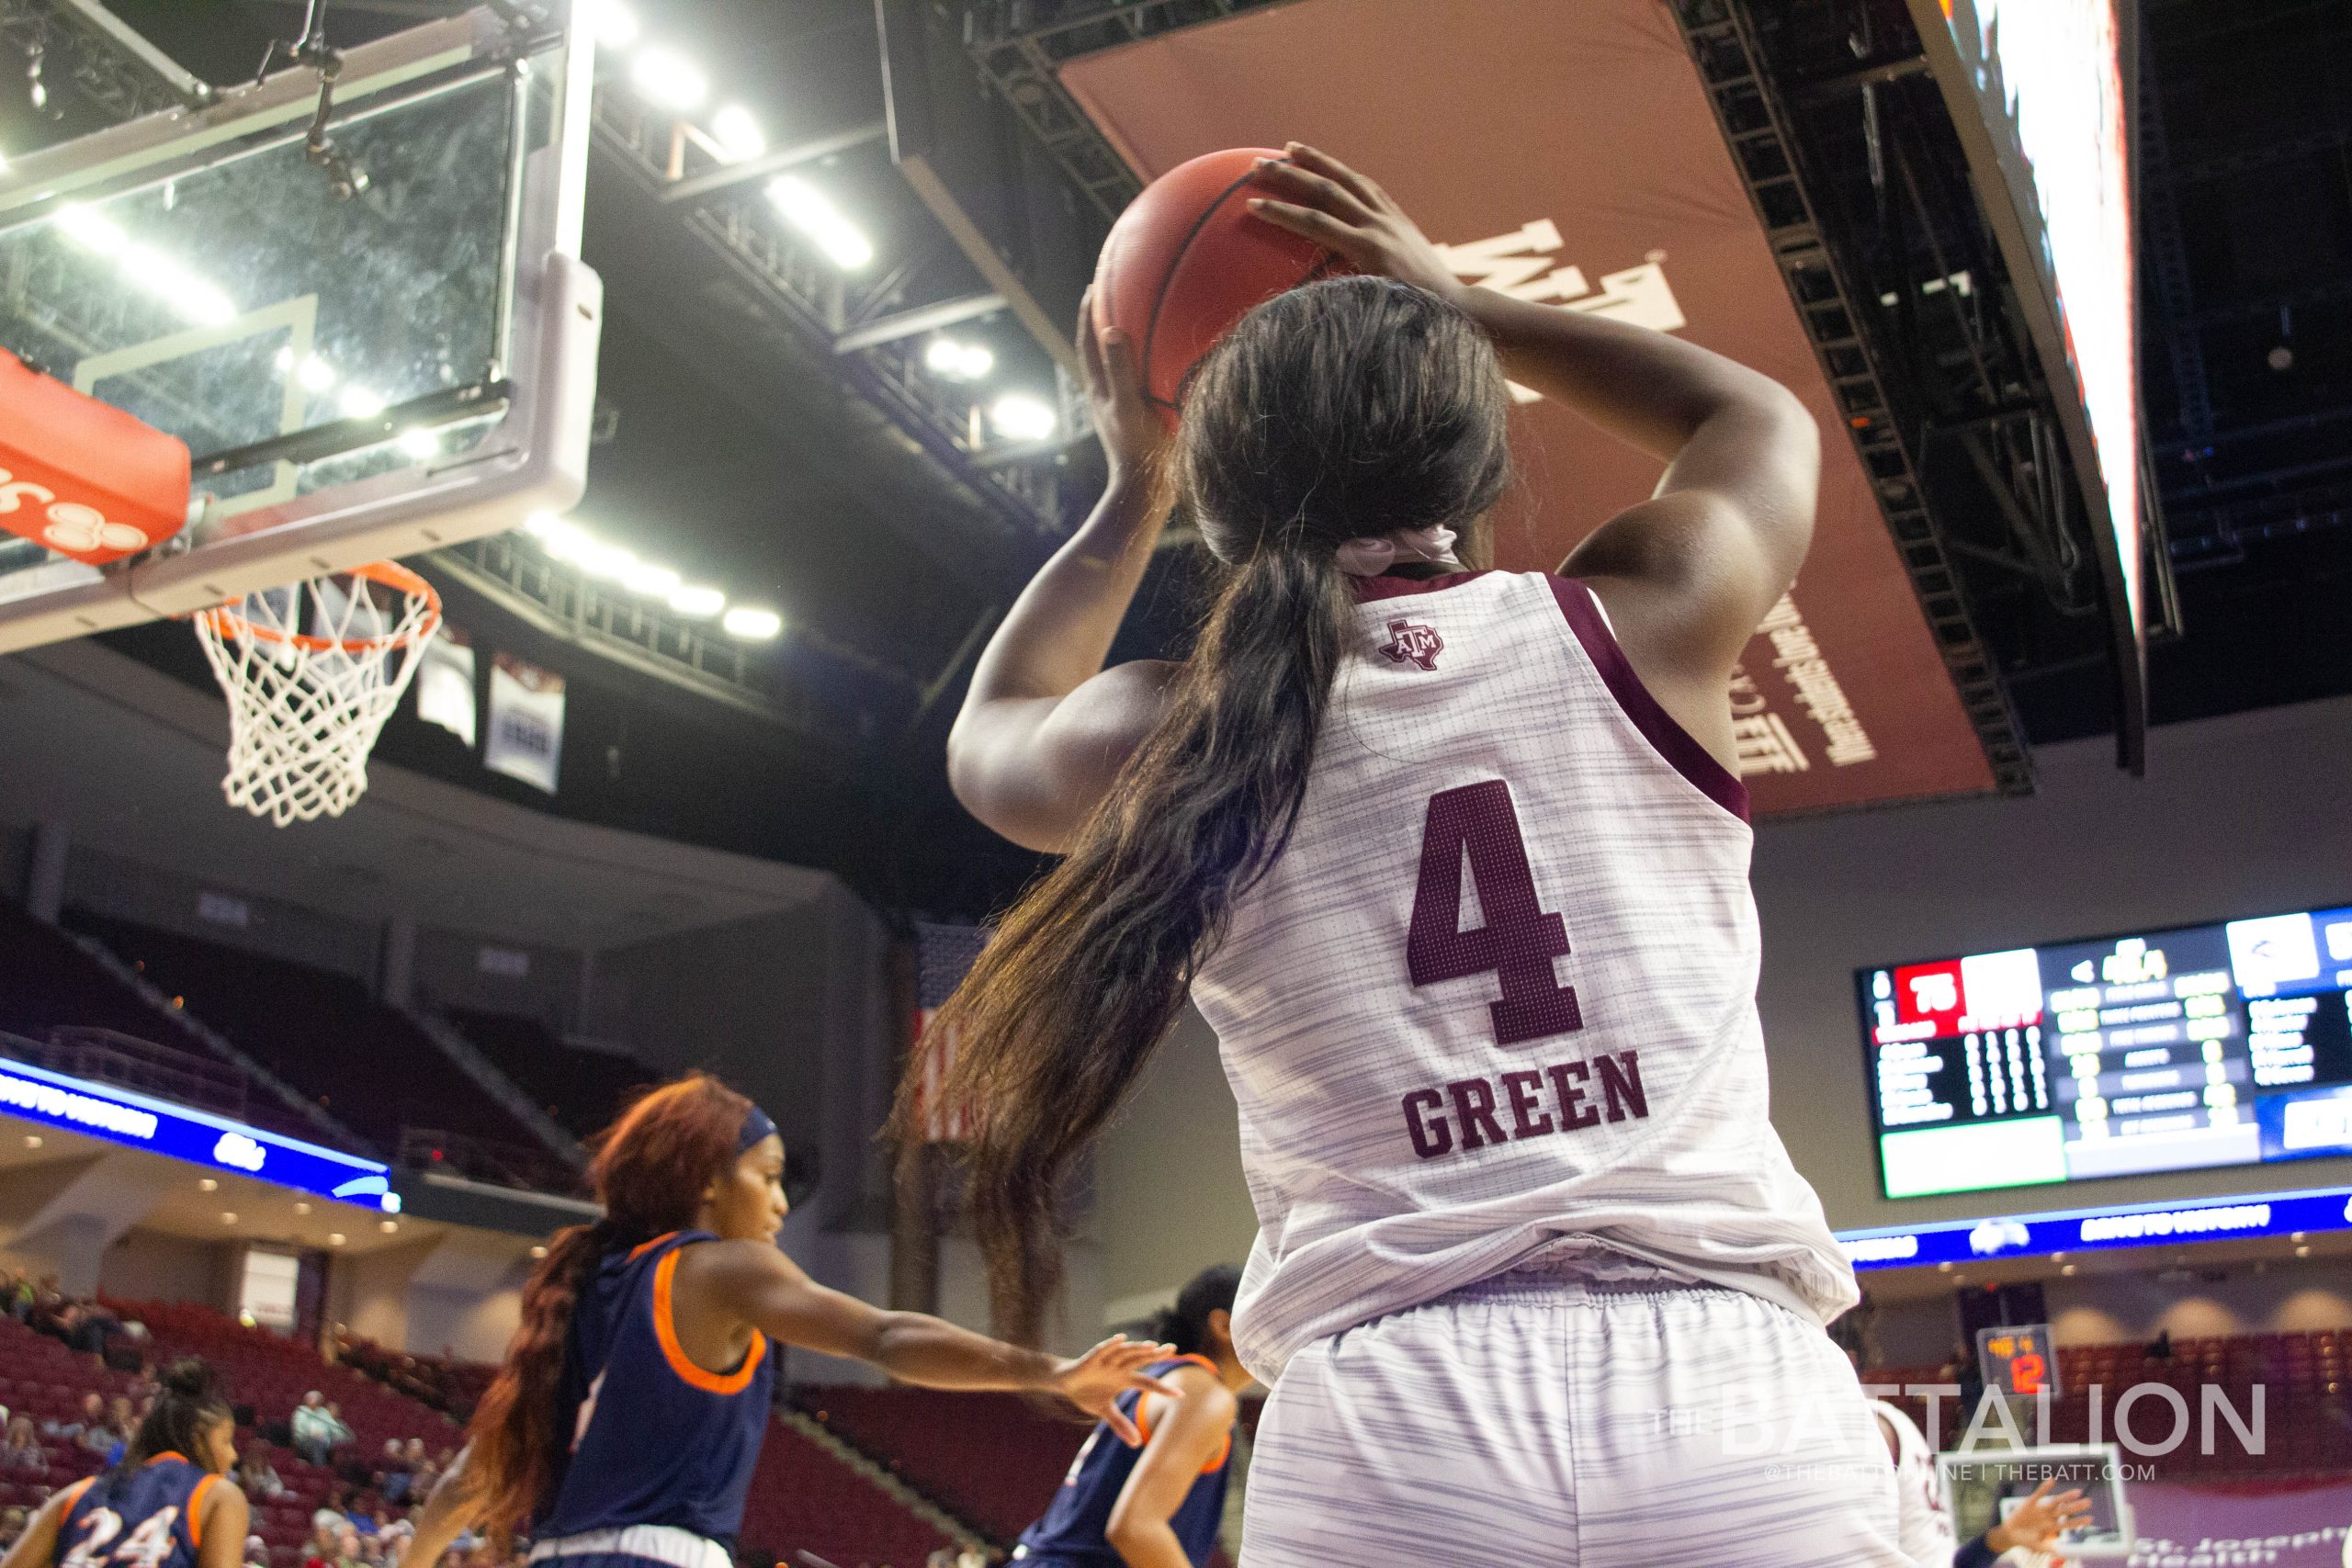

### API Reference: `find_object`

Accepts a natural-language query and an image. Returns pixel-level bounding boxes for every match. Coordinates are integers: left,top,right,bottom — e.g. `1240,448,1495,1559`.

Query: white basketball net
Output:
192,564,442,827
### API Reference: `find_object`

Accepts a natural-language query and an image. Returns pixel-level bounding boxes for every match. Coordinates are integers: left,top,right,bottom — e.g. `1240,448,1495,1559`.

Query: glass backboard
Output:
0,6,598,652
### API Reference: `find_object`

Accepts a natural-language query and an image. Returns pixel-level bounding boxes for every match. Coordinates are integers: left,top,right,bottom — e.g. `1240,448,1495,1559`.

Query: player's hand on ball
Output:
1246,143,1464,303
1985,1479,2092,1553
1077,288,1169,489
1047,1334,1182,1446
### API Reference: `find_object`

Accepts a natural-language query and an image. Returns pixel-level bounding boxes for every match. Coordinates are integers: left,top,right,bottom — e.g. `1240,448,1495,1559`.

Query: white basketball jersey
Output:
1868,1398,1959,1566
1191,570,1856,1381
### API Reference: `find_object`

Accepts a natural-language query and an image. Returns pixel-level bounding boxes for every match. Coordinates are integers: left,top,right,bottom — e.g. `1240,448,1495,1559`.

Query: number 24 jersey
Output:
1191,571,1856,1382
56,1454,220,1568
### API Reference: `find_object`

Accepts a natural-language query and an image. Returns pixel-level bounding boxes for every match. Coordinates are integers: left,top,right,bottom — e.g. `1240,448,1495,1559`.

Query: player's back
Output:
1191,570,1856,1378
1013,1357,1232,1567
535,1228,775,1556
56,1453,217,1568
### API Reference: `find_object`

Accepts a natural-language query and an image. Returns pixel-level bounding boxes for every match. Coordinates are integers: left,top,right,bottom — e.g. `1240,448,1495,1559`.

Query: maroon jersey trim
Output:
1546,576,1752,824
1351,570,1494,603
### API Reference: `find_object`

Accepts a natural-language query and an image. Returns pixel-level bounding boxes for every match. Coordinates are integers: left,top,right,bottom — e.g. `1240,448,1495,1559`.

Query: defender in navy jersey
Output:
1015,1268,1247,1568
402,1075,1176,1568
2,1361,248,1568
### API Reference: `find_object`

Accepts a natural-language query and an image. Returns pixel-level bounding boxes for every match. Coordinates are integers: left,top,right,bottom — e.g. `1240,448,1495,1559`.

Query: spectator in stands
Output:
236,1449,288,1501
1,1271,31,1323
304,1515,343,1568
335,1525,368,1568
293,1391,352,1464
377,1438,414,1503
0,1506,25,1551
0,1416,42,1472
2148,1327,2175,1362
42,1392,101,1445
244,1534,270,1568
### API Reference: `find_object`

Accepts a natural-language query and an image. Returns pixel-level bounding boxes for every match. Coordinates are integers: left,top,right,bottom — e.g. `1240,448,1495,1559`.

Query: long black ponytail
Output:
897,276,1512,1344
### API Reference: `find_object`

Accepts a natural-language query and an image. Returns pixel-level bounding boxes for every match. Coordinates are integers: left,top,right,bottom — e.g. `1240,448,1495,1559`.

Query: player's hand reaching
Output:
1984,1479,2093,1553
1246,142,1463,303
1046,1334,1182,1446
1077,287,1169,490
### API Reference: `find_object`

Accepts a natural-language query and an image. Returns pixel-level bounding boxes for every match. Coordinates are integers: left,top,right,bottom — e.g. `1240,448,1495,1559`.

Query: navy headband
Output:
736,1105,777,1156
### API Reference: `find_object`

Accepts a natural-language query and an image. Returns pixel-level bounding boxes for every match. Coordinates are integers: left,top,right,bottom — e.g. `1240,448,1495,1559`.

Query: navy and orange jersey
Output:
55,1453,220,1568
535,1229,776,1547
1013,1356,1232,1567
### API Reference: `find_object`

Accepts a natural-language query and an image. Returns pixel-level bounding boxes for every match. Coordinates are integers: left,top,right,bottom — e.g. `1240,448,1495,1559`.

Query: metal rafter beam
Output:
655,121,888,205
1667,0,2033,796
834,290,1006,353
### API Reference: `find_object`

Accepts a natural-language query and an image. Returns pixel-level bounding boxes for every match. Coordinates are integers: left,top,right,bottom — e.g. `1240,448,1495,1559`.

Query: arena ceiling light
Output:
989,392,1057,443
629,46,707,113
394,428,438,459
622,560,682,597
765,175,873,270
668,584,726,617
338,387,386,419
925,337,995,380
581,0,639,51
54,206,237,327
710,105,765,164
721,605,784,640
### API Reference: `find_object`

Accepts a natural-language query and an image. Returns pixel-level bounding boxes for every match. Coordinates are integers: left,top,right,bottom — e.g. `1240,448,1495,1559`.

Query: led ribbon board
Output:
0,1056,399,1213
1838,1182,2352,1270
1907,0,2148,761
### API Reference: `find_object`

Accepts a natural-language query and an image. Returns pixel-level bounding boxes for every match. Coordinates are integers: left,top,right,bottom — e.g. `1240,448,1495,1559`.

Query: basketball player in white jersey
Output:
901,143,1906,1563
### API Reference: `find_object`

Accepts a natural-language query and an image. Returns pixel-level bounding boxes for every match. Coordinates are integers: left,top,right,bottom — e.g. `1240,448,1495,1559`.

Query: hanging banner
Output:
1057,0,2001,813
415,624,478,747
484,651,564,794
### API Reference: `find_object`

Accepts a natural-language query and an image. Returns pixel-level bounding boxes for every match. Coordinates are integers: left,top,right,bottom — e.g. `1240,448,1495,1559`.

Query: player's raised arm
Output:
1250,141,1820,767
944,295,1181,853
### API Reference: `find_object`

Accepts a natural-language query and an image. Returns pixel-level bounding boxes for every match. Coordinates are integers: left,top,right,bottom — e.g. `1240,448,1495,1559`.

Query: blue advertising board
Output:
1838,1181,2352,1269
0,1056,399,1213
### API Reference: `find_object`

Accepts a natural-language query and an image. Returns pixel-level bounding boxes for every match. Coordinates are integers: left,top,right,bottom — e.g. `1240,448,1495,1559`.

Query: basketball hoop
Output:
192,560,443,826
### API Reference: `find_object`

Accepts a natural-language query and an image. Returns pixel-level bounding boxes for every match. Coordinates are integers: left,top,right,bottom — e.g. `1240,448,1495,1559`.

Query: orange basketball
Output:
1091,148,1350,429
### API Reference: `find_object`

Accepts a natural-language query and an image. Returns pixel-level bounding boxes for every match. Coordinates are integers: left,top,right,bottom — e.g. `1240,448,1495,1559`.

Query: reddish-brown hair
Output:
463,1073,752,1539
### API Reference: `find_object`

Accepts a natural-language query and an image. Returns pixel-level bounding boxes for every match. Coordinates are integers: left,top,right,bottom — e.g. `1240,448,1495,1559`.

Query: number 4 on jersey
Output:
1407,780,1584,1045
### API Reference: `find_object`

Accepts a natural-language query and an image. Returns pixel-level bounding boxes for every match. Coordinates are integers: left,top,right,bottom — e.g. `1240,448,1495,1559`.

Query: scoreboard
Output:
1861,903,2352,1198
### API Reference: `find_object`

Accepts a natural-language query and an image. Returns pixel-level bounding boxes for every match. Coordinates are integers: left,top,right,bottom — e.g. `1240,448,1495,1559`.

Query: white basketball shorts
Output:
1239,1258,1908,1567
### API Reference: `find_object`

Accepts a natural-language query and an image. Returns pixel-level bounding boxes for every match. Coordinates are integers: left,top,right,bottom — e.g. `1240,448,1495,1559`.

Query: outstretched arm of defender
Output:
689,1240,1178,1442
1250,143,1818,769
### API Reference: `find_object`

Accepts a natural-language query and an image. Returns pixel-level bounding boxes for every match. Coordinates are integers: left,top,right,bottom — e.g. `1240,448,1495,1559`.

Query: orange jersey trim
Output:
186,1473,219,1550
650,1245,765,1394
58,1476,95,1512
1131,1356,1232,1473
628,1230,681,1263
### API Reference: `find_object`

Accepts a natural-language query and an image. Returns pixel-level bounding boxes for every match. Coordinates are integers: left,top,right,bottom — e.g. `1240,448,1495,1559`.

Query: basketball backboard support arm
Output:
0,5,600,655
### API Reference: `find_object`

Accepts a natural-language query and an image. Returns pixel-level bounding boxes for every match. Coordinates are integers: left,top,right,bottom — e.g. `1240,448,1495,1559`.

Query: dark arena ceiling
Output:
0,0,2346,919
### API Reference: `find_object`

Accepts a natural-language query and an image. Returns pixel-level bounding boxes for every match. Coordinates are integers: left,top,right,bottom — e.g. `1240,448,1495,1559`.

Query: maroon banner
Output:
1061,0,1999,813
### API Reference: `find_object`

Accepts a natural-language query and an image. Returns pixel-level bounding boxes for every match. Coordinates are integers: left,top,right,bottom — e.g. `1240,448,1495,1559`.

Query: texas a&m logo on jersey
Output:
1379,619,1444,671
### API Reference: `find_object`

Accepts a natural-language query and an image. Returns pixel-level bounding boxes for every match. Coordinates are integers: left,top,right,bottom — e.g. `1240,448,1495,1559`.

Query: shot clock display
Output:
1976,1324,2059,1398
1861,903,2352,1198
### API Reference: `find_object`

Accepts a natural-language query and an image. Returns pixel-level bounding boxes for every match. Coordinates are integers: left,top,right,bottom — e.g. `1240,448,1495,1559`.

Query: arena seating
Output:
0,907,321,1145
797,1385,1090,1544
439,1009,652,1142
335,1335,496,1424
65,911,577,1192
741,1415,956,1568
0,1313,130,1511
